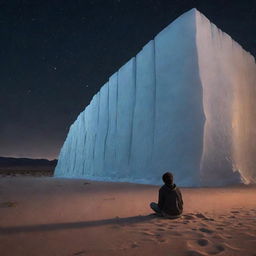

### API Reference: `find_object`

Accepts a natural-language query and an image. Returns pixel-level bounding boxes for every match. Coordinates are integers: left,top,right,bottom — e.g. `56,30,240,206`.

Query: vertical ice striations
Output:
152,9,204,186
55,9,256,186
130,40,156,182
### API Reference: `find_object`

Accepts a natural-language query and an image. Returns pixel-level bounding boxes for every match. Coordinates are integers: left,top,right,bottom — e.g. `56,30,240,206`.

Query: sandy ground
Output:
0,177,255,256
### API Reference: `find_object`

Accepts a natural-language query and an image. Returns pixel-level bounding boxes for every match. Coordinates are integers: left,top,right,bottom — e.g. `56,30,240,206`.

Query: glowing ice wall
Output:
196,11,256,185
55,9,256,186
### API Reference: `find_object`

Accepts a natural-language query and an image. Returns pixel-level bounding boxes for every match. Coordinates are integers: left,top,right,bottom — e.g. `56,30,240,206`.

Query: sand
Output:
0,177,255,256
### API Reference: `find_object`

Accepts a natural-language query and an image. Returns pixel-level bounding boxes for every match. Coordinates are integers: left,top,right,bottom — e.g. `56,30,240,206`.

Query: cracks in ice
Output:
128,58,137,164
152,39,157,160
72,133,78,175
115,72,119,162
103,83,110,160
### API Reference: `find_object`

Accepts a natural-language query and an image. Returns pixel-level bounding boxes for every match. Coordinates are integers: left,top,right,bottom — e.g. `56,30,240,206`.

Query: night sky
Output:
1,0,256,160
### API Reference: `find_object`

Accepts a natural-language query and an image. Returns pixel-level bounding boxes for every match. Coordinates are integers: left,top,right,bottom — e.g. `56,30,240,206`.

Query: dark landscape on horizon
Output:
0,156,57,176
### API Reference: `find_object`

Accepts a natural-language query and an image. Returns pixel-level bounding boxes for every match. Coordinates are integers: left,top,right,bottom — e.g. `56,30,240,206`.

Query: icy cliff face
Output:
55,9,256,186
196,11,256,185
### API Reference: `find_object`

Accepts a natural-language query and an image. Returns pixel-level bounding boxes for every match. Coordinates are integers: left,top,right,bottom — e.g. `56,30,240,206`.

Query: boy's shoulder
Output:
160,184,178,191
159,184,167,190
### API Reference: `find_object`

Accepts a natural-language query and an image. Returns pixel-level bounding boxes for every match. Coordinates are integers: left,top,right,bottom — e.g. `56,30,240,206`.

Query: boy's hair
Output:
162,172,174,185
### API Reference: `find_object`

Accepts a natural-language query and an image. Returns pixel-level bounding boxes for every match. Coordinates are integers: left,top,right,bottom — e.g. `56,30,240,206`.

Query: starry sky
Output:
1,0,256,160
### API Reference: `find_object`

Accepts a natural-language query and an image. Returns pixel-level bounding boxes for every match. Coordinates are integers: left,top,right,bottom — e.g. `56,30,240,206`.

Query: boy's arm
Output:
158,188,164,209
177,188,183,206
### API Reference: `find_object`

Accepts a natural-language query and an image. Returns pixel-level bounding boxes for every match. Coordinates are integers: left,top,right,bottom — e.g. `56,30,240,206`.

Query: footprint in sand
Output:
197,239,209,246
73,251,87,255
230,210,240,214
187,237,209,249
195,213,208,220
154,233,167,243
183,214,196,220
207,244,225,254
156,227,166,232
199,228,214,234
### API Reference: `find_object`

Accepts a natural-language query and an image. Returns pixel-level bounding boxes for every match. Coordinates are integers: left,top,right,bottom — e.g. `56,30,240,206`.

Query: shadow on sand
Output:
0,214,158,235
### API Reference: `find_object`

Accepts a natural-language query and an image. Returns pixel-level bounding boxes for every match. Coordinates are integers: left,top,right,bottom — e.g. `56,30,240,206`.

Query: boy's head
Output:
162,172,173,185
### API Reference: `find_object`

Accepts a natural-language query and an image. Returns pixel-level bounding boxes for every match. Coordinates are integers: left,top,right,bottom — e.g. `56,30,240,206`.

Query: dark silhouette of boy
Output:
150,172,183,218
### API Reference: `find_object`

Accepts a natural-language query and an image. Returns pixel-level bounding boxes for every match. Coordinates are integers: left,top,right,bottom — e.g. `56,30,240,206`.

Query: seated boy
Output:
150,172,183,218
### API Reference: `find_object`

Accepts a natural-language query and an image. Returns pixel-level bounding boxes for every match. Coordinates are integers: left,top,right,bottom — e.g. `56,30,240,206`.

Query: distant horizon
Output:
0,155,58,161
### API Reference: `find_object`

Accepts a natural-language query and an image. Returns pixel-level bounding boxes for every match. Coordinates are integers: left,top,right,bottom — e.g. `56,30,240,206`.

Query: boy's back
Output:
158,183,183,216
150,172,183,218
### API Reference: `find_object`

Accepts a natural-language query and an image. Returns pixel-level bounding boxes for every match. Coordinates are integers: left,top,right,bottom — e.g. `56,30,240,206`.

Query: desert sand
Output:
0,177,255,256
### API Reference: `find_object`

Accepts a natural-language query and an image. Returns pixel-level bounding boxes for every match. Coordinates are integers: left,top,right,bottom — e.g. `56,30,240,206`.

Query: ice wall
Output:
196,11,256,185
55,9,256,186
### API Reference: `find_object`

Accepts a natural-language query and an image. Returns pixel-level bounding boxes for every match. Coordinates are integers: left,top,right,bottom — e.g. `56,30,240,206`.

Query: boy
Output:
150,172,183,218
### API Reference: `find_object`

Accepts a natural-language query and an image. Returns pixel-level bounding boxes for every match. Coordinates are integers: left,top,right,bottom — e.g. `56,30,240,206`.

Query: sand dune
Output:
0,177,255,256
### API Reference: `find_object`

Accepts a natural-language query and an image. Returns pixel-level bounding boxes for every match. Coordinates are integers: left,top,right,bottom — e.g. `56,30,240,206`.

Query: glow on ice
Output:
55,9,256,186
